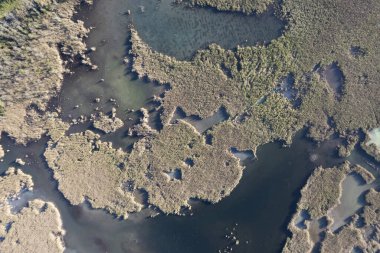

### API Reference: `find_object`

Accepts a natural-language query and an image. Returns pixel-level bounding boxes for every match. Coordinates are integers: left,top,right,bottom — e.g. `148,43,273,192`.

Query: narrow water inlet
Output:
171,107,229,133
230,147,255,161
294,209,311,229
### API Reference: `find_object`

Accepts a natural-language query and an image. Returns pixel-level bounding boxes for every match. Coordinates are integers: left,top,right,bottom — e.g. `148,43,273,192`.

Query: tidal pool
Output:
328,173,377,232
171,107,229,133
321,63,345,97
367,128,380,149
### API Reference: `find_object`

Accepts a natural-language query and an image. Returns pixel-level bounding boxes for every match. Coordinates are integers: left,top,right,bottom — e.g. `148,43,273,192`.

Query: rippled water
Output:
1,0,378,253
129,0,283,59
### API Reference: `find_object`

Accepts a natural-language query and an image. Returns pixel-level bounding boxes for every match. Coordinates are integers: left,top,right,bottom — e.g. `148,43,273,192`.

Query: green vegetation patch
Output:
189,0,274,14
0,0,20,18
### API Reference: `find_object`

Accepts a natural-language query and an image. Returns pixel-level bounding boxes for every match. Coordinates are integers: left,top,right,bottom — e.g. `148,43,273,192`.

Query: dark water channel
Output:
0,131,353,253
1,0,376,253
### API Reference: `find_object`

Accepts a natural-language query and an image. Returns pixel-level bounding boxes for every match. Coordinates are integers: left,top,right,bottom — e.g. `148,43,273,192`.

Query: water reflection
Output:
129,0,283,60
0,131,353,253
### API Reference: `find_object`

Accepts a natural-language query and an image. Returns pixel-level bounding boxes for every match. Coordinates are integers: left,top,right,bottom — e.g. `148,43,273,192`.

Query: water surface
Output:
128,0,283,59
0,1,376,253
0,132,349,253
57,0,284,147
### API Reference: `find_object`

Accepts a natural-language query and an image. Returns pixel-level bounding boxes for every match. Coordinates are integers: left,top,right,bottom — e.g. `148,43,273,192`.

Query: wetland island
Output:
0,0,379,252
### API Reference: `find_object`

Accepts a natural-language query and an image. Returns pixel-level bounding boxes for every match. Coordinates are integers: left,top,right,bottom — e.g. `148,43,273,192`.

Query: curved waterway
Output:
59,0,283,119
1,0,378,253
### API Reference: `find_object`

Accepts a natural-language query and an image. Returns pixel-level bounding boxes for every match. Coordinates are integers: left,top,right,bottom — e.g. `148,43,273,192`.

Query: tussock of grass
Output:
0,0,20,18
189,0,273,14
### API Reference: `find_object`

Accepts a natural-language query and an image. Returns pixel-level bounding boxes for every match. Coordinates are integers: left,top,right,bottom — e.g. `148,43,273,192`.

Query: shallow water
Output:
322,63,344,97
0,1,378,253
171,107,229,133
58,0,162,122
367,128,380,149
58,0,283,147
128,0,283,60
60,0,284,112
328,174,374,232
